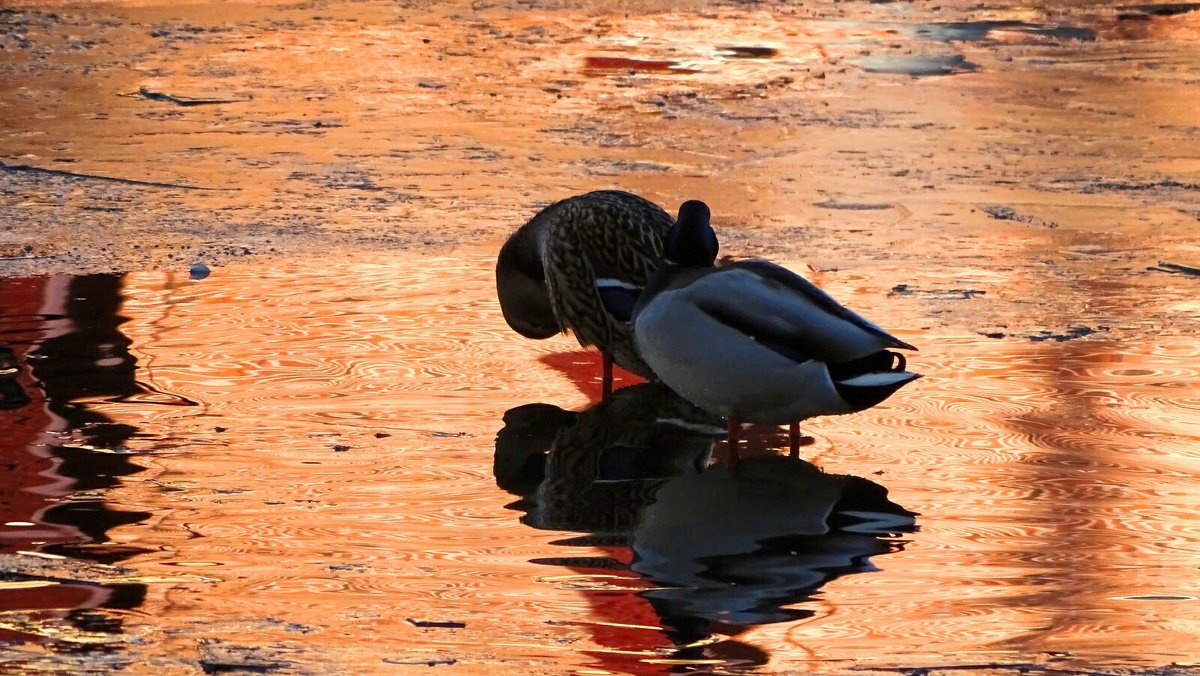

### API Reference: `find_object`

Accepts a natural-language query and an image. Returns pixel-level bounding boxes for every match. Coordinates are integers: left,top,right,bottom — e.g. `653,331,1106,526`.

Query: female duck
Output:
630,200,921,465
497,190,674,399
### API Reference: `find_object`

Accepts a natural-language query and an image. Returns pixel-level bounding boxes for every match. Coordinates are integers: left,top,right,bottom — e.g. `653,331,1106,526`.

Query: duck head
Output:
497,227,559,339
665,200,719,268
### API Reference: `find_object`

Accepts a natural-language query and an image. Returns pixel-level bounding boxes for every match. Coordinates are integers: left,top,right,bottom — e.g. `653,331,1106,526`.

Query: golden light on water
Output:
3,246,1197,671
2,0,1200,672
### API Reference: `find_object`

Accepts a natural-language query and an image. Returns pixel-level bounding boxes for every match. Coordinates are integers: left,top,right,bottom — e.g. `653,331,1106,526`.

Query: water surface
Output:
2,252,1198,673
4,0,1200,672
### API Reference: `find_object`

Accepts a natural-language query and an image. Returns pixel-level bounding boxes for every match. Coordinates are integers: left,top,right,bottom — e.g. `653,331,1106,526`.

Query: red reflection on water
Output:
584,55,700,74
538,350,645,403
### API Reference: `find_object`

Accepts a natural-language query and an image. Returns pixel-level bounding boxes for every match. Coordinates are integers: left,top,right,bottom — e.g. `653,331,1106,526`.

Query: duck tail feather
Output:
829,350,922,411
828,350,906,380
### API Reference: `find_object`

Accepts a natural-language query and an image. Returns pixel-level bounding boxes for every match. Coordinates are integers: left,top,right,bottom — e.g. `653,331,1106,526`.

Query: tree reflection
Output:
0,274,157,646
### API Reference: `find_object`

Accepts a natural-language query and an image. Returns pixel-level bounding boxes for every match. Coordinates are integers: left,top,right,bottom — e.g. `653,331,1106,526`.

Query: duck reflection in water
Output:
495,383,917,660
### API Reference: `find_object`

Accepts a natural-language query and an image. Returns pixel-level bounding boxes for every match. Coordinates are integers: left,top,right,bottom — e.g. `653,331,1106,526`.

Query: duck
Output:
630,200,921,467
496,190,675,400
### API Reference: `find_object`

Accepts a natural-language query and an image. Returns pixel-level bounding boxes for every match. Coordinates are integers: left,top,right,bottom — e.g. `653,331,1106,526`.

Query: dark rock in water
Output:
406,618,466,628
814,200,893,210
136,87,248,107
718,45,778,59
1148,261,1200,276
889,284,986,300
383,657,458,666
583,55,700,74
1075,178,1200,194
189,262,211,280
1120,3,1200,17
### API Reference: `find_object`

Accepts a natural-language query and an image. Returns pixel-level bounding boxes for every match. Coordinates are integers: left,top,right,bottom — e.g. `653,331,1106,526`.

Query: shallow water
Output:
2,252,1199,673
4,0,1200,672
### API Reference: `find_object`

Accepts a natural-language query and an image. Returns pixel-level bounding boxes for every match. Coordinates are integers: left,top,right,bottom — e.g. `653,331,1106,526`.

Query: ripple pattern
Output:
9,252,1198,673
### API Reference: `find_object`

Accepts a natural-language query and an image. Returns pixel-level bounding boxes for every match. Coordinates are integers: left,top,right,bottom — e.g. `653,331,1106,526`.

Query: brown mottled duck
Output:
497,190,674,400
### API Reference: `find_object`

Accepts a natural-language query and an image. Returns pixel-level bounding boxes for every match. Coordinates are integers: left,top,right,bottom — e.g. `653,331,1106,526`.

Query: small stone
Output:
189,262,211,280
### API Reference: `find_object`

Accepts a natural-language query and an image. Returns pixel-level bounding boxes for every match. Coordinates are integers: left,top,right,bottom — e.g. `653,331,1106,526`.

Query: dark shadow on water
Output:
495,383,917,671
0,273,181,647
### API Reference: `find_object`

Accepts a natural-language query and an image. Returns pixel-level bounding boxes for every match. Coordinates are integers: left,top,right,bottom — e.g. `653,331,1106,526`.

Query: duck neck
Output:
645,261,678,292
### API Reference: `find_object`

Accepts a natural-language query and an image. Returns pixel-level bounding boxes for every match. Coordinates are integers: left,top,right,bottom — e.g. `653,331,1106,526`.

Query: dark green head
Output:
665,200,718,267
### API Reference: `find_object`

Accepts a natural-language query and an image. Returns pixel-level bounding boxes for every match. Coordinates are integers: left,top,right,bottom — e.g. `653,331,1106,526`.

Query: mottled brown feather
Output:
501,190,674,378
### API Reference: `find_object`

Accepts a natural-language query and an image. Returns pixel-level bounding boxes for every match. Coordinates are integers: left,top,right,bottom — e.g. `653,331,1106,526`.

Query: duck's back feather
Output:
683,262,914,364
733,260,915,347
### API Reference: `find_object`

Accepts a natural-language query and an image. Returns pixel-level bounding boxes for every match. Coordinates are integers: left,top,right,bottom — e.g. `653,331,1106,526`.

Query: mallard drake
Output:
630,200,921,466
497,190,675,400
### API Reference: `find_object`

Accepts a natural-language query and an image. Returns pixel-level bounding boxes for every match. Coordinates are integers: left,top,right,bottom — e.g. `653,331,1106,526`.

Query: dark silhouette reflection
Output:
0,345,31,409
495,383,917,668
0,273,168,643
497,384,719,536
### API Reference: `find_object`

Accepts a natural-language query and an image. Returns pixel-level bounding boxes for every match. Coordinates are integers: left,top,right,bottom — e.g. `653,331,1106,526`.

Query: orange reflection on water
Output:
6,0,1197,279
2,0,1200,671
2,249,1197,672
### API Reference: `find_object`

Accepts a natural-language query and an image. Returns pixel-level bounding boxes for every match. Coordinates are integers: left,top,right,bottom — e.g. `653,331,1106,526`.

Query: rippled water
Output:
4,0,1200,671
2,253,1199,673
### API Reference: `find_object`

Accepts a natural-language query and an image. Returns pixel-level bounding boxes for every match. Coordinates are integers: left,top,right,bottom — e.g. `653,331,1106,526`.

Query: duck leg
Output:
725,417,742,471
601,351,614,403
788,422,815,457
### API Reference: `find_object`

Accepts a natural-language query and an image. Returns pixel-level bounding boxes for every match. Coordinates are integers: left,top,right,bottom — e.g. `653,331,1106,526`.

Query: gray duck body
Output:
631,201,920,426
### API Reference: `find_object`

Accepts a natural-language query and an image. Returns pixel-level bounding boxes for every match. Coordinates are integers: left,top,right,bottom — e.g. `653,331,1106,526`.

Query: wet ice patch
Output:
857,53,979,77
909,20,1096,43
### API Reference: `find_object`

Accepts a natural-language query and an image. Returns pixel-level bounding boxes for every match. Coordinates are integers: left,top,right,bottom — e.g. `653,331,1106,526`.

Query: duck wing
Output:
690,261,915,364
594,279,642,323
585,192,673,295
543,192,672,337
